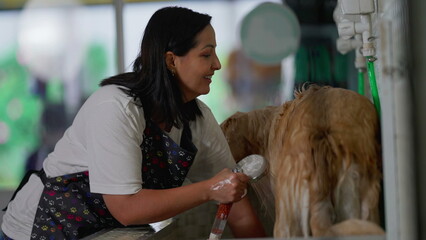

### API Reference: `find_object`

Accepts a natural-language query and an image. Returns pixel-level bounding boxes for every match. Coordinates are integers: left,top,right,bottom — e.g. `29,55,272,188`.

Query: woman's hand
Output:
207,168,249,203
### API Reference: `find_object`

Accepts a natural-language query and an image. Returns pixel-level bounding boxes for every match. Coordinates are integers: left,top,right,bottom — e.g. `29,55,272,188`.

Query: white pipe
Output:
113,0,125,73
354,34,366,69
379,16,418,240
358,14,375,56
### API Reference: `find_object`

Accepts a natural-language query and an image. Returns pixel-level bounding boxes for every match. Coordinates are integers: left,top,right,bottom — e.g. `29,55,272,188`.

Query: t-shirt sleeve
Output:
186,101,236,183
86,100,145,195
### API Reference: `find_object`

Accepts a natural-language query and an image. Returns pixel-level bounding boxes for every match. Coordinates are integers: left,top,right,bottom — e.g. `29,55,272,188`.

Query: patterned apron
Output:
29,119,197,240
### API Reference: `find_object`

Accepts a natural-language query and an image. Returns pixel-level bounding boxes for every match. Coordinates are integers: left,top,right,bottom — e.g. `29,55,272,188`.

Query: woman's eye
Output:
203,54,211,58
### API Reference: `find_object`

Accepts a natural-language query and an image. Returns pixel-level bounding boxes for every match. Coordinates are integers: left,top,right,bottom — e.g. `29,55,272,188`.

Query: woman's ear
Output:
165,51,176,71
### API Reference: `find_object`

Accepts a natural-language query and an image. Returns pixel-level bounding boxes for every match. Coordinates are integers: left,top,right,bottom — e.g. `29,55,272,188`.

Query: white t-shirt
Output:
1,85,235,239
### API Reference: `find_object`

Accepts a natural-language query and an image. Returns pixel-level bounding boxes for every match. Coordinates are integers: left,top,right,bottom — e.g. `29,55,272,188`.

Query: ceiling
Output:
0,0,337,18
0,0,172,10
0,0,338,27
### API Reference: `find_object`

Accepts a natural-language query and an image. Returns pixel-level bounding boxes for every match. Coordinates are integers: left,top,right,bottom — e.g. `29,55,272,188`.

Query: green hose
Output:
358,69,365,96
366,57,381,116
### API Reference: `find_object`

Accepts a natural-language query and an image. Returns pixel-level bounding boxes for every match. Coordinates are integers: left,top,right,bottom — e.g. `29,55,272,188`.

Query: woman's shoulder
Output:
92,84,130,100
81,85,144,120
85,85,137,108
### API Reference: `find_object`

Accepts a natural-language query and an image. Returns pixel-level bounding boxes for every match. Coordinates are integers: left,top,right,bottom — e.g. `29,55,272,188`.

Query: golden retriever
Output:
220,85,384,237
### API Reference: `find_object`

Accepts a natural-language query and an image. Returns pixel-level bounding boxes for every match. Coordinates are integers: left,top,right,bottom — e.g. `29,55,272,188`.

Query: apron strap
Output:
2,169,43,211
180,121,197,154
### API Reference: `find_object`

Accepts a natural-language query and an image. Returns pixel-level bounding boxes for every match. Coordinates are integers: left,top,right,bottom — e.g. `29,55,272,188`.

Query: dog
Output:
220,84,384,238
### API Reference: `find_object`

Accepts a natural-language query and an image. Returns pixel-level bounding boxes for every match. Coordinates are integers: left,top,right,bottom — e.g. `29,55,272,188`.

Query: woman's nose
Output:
212,55,221,70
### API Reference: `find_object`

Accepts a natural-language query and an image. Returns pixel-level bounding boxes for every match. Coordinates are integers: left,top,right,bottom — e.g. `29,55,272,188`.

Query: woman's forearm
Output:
103,180,211,226
103,170,249,226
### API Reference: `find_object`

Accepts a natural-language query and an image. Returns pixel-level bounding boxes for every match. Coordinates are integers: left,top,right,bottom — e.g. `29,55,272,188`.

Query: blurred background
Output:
1,0,425,239
0,0,353,189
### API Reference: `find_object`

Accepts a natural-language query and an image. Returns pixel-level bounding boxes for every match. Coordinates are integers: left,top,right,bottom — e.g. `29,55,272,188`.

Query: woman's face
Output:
173,24,222,102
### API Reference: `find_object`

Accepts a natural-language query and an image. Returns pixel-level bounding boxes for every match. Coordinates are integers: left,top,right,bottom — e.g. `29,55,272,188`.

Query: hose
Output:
366,56,381,116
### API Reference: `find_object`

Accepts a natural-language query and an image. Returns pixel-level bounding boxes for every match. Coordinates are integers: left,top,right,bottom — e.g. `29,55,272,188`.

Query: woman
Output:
1,6,266,240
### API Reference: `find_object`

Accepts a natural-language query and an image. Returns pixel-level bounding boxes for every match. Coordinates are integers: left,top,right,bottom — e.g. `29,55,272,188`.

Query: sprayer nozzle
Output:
236,154,268,180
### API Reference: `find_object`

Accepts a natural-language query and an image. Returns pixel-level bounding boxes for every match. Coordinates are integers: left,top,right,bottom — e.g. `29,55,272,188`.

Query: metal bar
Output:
378,0,418,239
114,0,125,73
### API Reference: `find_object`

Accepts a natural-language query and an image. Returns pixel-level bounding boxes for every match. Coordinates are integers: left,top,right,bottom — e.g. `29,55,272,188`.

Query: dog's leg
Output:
334,162,361,221
309,197,335,236
273,164,306,238
300,181,310,237
361,178,381,223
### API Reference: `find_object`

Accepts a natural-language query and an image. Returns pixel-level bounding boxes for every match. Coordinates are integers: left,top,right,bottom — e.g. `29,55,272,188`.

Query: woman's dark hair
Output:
100,6,212,128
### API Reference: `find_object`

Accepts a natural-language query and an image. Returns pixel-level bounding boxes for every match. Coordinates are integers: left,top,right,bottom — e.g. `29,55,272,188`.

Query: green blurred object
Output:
46,77,64,104
295,45,309,84
82,43,109,97
333,51,348,87
294,42,349,89
313,45,332,84
0,50,43,189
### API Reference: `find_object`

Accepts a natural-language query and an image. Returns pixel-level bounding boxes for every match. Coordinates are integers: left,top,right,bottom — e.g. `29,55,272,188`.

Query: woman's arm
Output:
227,196,267,238
103,169,249,226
